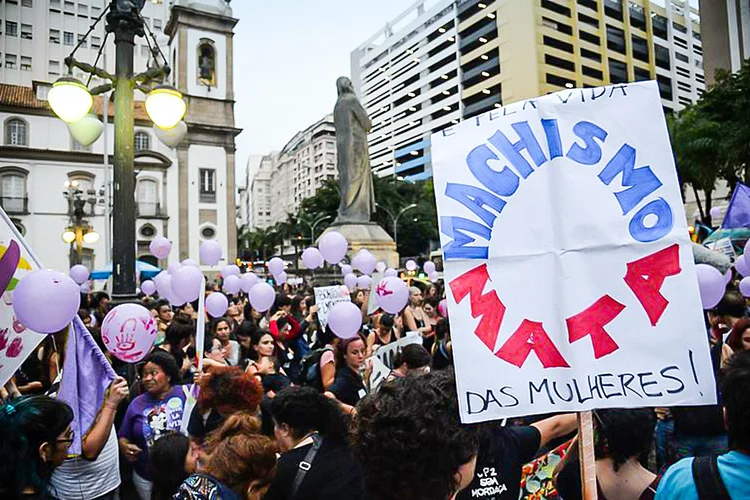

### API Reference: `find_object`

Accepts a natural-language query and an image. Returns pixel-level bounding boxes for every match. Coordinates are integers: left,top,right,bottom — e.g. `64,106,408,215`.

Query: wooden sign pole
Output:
578,411,598,500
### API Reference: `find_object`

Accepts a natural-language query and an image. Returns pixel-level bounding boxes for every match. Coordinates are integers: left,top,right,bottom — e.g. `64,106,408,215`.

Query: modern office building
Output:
352,0,704,179
699,0,749,85
0,0,240,274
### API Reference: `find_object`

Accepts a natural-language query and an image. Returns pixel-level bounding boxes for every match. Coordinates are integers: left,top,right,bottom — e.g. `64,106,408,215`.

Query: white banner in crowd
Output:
431,81,716,423
314,285,351,330
374,332,423,370
0,209,46,388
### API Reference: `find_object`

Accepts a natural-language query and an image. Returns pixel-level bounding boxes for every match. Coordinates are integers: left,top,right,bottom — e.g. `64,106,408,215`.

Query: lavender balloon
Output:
268,257,284,276
429,271,440,283
374,276,409,314
80,283,91,294
277,272,288,285
182,259,199,268
736,256,750,277
154,271,171,295
223,275,241,295
205,292,229,318
725,268,734,285
319,231,348,265
340,264,353,276
438,299,448,318
301,247,324,269
69,264,90,285
355,250,376,275
344,272,357,289
424,261,436,274
328,301,363,339
695,264,726,309
709,206,722,219
241,273,259,293
13,270,81,334
375,261,386,273
741,277,750,297
357,275,372,289
199,239,223,266
171,265,204,303
249,282,275,312
384,268,397,278
101,304,158,363
405,260,418,272
149,236,171,260
167,262,182,275
222,264,241,278
141,280,156,296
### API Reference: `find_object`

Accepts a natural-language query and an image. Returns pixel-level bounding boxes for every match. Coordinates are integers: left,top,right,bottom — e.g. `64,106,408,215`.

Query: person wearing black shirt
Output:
455,414,576,500
329,334,367,412
264,386,364,499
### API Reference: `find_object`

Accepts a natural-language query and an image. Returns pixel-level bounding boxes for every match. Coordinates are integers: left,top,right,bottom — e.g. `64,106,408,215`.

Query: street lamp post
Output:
62,181,100,267
376,202,417,249
299,214,332,243
47,1,187,301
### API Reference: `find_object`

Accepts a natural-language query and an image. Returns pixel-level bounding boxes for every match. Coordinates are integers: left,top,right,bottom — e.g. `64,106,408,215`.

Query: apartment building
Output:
266,115,337,226
248,153,275,230
0,0,171,88
352,0,704,179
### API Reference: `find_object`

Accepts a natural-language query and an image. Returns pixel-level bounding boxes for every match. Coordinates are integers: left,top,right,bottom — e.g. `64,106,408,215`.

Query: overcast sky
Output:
231,1,410,183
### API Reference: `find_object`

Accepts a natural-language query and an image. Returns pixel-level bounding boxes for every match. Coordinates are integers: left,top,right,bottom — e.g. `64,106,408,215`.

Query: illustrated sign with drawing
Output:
431,81,716,422
0,216,48,388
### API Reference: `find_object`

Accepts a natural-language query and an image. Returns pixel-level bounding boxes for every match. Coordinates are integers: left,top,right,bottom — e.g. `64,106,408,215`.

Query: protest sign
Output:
0,209,46,388
431,81,716,423
367,272,383,315
368,355,391,393
707,237,735,261
374,333,423,369
314,285,351,330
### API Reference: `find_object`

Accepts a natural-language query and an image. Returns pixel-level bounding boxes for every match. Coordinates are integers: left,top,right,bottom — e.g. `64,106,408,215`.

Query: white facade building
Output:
248,153,274,230
0,0,240,277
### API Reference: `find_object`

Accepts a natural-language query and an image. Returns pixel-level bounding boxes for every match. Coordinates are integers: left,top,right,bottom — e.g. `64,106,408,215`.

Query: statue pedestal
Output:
319,223,399,268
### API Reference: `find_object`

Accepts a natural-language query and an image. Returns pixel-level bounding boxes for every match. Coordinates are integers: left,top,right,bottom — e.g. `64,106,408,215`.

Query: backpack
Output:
691,455,730,500
300,346,333,392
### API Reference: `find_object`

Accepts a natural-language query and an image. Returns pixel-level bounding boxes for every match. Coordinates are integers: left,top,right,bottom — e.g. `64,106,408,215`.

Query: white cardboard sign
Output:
374,333,423,370
431,81,716,423
314,285,351,330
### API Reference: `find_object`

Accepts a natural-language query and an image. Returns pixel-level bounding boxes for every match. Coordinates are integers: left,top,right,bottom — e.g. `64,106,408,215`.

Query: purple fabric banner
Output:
57,316,116,456
722,183,750,229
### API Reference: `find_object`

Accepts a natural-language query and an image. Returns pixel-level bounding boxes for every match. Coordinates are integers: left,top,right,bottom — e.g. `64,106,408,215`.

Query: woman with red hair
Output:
723,317,750,367
187,365,262,449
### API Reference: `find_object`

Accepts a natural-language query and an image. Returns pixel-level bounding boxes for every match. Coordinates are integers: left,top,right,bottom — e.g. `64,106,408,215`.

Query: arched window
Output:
197,39,217,88
0,169,28,214
134,131,151,152
5,118,28,146
137,178,159,217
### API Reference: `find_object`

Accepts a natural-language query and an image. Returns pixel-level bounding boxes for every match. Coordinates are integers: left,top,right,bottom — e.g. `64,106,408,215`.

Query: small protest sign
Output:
0,209,47,388
368,355,391,393
431,81,716,423
374,333,423,369
314,285,351,330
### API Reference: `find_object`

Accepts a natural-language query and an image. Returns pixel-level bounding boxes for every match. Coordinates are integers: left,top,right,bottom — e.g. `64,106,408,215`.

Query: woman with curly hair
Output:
554,408,660,499
175,413,277,500
187,365,263,449
264,386,364,499
351,370,479,500
0,395,74,499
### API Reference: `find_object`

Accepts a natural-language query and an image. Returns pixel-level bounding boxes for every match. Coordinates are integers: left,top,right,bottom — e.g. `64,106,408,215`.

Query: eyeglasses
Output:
56,429,75,444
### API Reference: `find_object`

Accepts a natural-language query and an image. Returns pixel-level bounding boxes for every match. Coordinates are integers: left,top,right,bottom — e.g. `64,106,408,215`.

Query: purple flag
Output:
722,183,750,229
57,316,116,456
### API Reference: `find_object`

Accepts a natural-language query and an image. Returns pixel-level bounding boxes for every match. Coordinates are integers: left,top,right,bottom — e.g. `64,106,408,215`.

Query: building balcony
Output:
0,197,29,215
136,202,167,219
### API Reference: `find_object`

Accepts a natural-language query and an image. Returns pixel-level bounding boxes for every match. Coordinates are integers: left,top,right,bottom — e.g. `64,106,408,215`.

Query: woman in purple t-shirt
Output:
118,351,188,500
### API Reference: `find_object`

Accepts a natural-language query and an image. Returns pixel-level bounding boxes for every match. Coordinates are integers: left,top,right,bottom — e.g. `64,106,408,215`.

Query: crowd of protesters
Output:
1,271,750,500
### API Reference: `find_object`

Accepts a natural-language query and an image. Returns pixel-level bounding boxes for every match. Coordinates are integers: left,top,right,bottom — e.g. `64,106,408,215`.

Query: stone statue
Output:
114,0,146,11
333,76,375,224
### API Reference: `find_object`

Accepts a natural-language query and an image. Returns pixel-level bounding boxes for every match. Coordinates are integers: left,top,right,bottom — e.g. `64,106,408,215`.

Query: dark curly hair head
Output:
352,370,479,500
142,350,180,386
722,349,750,451
270,386,349,444
593,408,656,471
197,365,263,415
